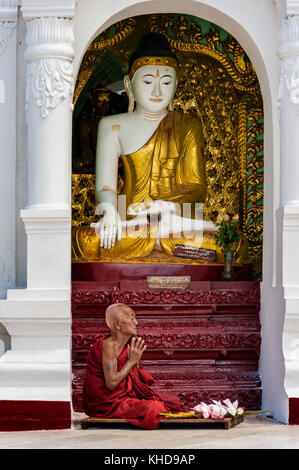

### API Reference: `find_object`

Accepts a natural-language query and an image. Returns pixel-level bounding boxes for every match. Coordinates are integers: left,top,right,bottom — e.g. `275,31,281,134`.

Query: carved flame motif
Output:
0,20,16,56
26,58,74,118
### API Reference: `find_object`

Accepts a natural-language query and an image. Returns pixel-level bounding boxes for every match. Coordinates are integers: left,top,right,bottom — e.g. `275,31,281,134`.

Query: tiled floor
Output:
0,413,298,449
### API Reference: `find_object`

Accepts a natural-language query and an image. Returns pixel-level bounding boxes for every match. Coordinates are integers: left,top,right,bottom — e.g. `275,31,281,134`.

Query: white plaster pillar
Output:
0,1,75,407
278,11,299,419
20,7,75,293
0,1,18,299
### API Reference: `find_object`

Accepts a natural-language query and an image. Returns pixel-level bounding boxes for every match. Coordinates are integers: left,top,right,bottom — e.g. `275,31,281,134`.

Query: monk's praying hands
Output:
127,336,146,367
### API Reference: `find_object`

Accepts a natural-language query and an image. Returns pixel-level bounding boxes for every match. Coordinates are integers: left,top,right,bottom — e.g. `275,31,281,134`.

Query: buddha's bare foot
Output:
158,212,217,238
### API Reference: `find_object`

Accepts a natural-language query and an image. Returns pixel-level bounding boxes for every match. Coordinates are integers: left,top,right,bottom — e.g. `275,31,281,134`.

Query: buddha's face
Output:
129,64,177,113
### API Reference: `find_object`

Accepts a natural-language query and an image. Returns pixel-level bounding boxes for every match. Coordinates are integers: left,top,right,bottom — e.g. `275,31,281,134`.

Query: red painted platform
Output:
72,262,261,412
72,261,253,282
0,400,71,431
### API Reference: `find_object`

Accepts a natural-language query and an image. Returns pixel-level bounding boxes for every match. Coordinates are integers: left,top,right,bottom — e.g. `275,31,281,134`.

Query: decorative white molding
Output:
0,0,18,20
280,55,299,108
24,17,74,118
0,0,18,25
286,0,299,16
20,207,71,235
26,57,74,118
21,0,75,19
278,16,299,57
0,19,15,55
24,16,75,60
278,17,299,112
0,1,19,7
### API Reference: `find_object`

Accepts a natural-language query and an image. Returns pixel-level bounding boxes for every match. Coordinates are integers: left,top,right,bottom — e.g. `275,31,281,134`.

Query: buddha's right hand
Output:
127,200,177,217
91,203,122,249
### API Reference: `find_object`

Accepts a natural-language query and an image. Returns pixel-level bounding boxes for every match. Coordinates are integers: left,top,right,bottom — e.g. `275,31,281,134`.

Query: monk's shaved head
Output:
105,303,132,330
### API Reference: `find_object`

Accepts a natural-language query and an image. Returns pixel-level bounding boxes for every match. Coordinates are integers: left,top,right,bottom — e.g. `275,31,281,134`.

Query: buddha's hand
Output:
91,202,122,249
127,337,146,367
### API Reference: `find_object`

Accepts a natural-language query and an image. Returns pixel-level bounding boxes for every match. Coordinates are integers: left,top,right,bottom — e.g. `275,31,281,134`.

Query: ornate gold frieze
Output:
149,15,259,92
73,18,136,106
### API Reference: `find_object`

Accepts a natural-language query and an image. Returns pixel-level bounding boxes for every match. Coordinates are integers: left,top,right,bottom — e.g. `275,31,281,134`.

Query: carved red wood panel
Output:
72,266,261,413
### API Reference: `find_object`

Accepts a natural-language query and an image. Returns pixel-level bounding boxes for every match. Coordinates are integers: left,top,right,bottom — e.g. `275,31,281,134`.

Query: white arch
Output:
74,1,276,105
73,0,286,422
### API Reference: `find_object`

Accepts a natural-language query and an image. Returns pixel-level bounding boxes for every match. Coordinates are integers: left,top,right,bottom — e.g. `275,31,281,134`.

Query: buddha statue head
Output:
124,32,179,113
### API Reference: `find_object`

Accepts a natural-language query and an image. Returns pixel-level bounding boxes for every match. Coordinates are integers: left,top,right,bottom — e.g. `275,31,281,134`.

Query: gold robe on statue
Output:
72,111,223,262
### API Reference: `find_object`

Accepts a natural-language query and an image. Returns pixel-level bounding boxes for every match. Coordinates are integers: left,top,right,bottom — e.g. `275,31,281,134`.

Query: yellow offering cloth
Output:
72,111,223,262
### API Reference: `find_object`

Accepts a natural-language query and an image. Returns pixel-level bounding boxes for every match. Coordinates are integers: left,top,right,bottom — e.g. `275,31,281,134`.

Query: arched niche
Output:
72,13,264,278
72,0,277,274
71,0,285,422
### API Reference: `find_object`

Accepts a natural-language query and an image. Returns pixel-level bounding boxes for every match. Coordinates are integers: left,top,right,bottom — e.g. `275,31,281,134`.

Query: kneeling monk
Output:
83,303,181,429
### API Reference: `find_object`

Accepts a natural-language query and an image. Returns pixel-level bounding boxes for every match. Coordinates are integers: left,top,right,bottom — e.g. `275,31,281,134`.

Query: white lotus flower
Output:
192,399,245,419
211,400,227,418
223,399,241,416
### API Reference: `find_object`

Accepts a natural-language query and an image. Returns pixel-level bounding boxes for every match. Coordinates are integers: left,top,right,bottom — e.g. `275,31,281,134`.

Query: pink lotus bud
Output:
192,404,203,413
233,214,239,220
216,214,224,224
223,214,230,221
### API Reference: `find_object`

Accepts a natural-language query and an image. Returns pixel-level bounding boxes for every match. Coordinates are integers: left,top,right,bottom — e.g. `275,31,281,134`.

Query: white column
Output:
278,13,299,416
20,10,74,293
0,1,18,299
0,1,75,406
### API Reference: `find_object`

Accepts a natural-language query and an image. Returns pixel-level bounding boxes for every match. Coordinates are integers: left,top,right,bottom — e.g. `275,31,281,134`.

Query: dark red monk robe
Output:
83,335,181,429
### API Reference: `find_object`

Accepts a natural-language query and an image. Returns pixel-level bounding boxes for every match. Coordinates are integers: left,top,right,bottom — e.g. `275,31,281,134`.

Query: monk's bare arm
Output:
102,337,146,391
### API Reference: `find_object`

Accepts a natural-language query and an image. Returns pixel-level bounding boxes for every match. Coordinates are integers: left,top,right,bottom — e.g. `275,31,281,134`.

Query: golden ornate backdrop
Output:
72,14,264,278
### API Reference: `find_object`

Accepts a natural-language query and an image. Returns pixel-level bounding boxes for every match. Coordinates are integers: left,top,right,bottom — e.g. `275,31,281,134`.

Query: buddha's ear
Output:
123,75,131,96
173,71,178,93
168,77,178,111
124,75,135,113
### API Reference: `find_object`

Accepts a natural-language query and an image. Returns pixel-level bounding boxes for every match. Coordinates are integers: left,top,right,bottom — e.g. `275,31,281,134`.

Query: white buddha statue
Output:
72,33,223,262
